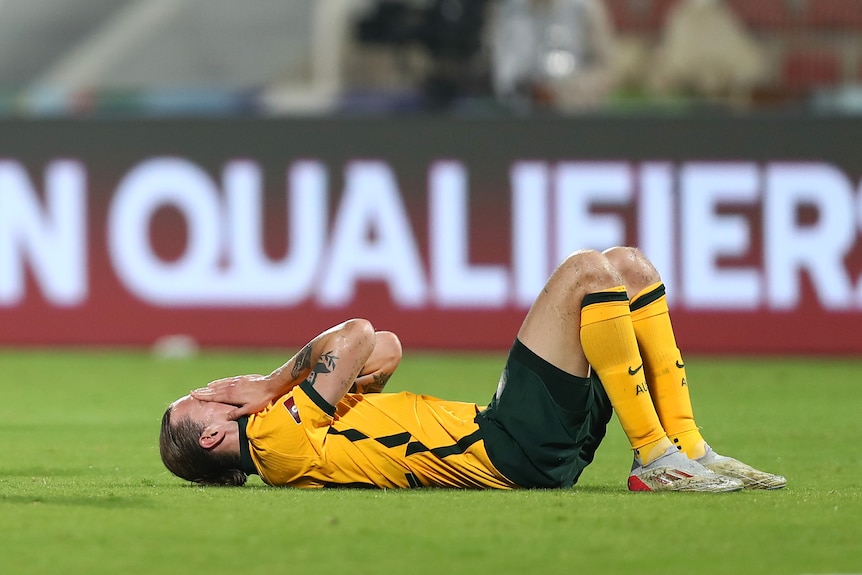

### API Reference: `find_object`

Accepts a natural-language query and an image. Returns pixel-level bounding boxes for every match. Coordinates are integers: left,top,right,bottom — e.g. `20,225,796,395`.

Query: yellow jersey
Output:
242,381,516,489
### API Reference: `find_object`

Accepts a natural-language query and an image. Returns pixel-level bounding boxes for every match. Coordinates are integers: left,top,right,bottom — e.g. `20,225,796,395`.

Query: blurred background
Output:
2,0,861,116
2,0,862,355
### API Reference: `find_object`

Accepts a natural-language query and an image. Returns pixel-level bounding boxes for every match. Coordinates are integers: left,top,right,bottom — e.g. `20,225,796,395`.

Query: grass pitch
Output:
0,349,860,575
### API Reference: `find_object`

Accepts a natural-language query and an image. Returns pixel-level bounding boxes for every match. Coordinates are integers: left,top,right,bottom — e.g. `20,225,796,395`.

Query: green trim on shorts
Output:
475,339,612,489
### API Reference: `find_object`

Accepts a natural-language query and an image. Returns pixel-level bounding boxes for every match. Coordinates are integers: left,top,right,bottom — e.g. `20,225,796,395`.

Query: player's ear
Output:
198,426,225,450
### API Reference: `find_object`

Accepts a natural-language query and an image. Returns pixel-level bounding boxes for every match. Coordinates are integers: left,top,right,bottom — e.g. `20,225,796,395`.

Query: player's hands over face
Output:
190,374,273,420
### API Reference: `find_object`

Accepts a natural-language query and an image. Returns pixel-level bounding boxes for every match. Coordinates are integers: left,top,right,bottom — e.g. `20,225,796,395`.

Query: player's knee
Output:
556,249,621,291
603,245,635,259
342,318,376,343
602,246,661,291
374,331,402,361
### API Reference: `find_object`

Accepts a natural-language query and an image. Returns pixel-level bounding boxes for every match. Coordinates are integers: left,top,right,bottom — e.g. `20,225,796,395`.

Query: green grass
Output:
1,349,860,575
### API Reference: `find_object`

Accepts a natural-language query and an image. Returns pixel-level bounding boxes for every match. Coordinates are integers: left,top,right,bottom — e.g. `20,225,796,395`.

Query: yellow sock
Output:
580,287,671,464
630,283,706,459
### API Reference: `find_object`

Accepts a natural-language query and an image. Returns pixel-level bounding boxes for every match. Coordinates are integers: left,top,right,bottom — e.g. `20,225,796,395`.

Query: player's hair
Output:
159,406,247,486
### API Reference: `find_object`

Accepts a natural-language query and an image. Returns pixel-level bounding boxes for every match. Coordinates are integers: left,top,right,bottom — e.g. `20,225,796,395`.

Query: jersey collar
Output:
236,416,259,476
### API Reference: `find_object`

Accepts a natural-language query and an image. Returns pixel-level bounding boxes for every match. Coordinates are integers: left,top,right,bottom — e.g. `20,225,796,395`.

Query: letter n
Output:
0,160,87,306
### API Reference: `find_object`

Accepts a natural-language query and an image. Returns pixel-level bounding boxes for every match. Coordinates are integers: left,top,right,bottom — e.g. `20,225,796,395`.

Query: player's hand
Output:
190,374,274,420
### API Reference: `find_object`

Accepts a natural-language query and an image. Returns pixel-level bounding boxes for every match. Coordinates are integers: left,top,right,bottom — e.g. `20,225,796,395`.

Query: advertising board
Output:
2,117,861,353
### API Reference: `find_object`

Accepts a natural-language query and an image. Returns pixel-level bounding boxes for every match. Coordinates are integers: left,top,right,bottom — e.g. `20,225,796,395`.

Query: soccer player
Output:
160,246,786,492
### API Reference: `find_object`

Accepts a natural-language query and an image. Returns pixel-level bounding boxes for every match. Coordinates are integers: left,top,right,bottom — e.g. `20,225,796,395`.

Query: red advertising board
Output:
1,117,861,354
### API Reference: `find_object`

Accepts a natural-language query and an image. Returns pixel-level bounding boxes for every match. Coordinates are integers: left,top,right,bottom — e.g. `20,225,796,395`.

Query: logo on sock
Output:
675,360,685,369
628,363,644,376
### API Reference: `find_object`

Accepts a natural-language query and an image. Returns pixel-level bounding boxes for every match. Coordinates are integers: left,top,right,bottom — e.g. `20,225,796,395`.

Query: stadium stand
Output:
805,0,862,30
782,49,843,92
0,0,127,88
725,0,797,30
1,0,862,114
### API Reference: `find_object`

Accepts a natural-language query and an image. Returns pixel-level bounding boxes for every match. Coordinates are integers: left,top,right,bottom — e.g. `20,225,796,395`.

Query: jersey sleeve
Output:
291,381,337,453
245,381,337,485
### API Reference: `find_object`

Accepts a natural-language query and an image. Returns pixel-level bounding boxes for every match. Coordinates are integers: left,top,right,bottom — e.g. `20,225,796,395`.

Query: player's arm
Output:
351,330,401,394
191,319,378,418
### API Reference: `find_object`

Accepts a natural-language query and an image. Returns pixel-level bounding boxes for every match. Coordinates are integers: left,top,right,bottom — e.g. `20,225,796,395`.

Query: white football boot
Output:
696,444,787,490
628,446,743,492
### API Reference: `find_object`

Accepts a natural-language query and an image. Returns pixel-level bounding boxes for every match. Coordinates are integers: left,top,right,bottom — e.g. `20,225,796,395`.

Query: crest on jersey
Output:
283,396,301,424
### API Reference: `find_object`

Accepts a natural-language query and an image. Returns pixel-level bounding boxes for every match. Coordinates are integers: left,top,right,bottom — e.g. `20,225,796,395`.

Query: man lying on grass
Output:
160,246,785,492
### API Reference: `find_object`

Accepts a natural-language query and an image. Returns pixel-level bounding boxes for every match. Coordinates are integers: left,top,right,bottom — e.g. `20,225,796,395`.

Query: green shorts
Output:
475,339,612,488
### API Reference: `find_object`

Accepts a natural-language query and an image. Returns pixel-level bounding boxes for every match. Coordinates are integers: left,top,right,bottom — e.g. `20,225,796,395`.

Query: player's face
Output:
170,395,234,427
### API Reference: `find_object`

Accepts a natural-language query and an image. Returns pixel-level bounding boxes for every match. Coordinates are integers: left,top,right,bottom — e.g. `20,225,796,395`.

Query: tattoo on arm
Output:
367,372,391,394
291,343,313,379
305,351,339,385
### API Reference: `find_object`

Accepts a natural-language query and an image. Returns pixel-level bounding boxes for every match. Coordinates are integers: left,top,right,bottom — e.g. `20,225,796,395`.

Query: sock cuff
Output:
580,287,631,326
581,286,628,309
630,282,667,318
